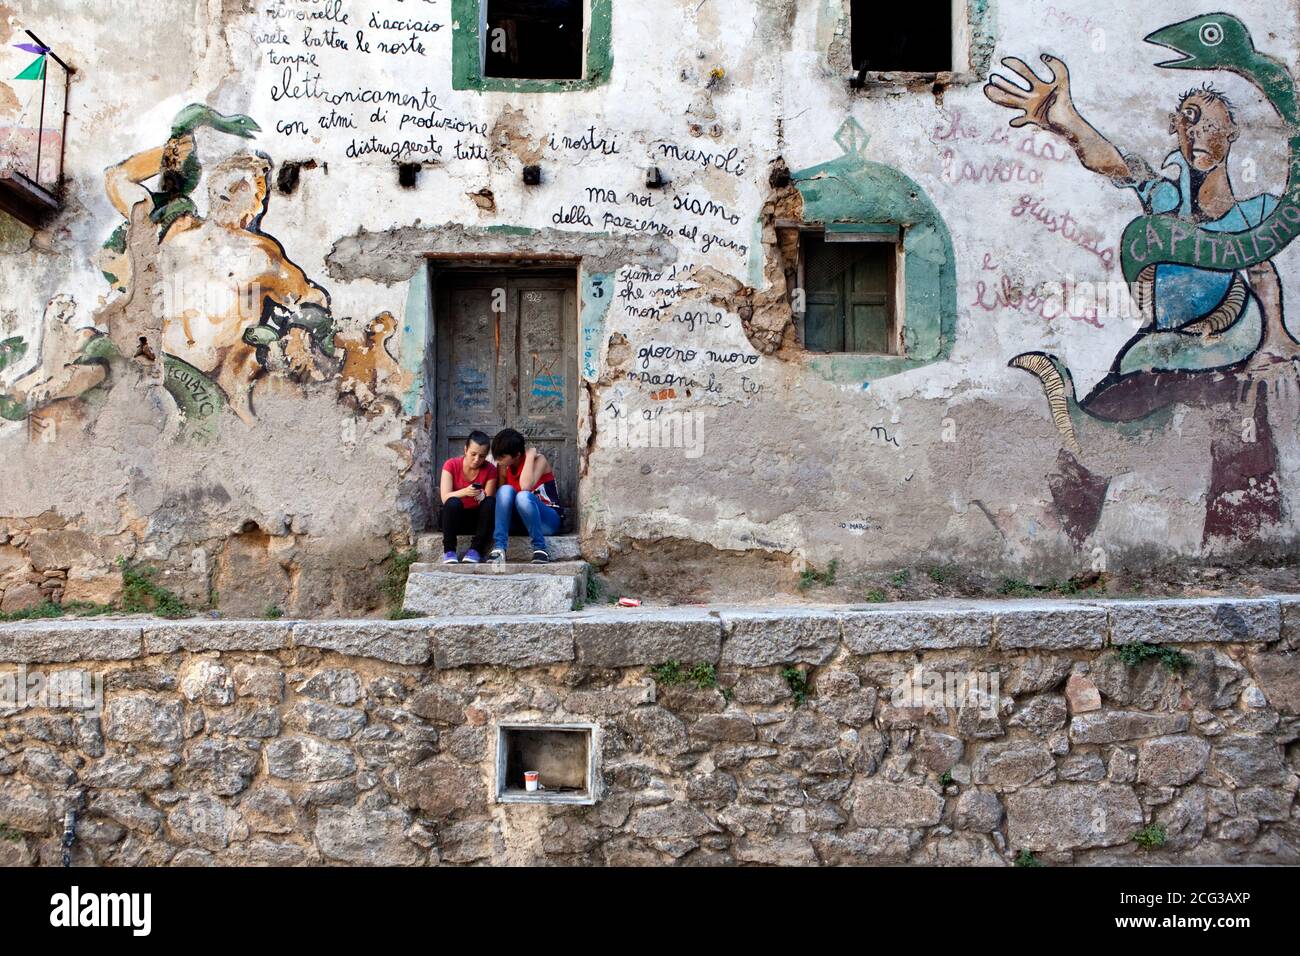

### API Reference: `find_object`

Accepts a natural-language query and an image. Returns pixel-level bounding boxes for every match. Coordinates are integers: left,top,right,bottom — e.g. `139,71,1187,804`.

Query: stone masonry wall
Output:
1,596,1298,866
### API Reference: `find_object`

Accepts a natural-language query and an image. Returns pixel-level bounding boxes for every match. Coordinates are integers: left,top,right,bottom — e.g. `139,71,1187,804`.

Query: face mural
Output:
1,103,409,443
985,13,1300,544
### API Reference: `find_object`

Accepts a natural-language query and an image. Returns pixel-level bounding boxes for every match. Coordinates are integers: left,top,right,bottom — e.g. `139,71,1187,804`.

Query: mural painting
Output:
985,13,1300,542
0,295,113,430
2,102,408,443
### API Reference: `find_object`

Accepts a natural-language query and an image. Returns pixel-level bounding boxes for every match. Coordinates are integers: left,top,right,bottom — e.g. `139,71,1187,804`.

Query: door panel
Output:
845,247,892,353
434,269,578,530
801,237,895,355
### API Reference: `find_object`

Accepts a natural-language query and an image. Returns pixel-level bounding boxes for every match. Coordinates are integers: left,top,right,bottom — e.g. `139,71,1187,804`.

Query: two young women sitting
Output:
439,428,562,565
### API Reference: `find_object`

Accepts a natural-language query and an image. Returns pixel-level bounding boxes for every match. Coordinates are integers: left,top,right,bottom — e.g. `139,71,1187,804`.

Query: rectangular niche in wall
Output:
496,723,598,805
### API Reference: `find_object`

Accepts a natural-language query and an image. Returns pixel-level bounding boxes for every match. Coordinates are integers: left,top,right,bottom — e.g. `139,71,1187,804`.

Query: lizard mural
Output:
985,13,1300,543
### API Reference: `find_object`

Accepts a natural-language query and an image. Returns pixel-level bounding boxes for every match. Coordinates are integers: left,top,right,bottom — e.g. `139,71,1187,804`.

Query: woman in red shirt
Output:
439,431,498,563
490,428,562,563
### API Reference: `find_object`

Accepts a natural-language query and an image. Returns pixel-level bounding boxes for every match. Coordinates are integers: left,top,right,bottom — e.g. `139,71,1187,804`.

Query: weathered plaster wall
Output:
2,1,1300,613
0,597,1297,866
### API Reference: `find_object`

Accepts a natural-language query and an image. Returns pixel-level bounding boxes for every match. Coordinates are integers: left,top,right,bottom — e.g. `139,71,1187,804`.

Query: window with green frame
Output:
799,231,902,355
451,0,613,92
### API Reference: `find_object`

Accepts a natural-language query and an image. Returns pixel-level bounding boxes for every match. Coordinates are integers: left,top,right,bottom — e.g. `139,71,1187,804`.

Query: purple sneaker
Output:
442,551,459,564
462,549,483,564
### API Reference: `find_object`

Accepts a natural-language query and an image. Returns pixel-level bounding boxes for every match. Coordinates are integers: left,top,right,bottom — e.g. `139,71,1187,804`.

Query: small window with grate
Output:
851,1,953,74
798,232,901,355
485,0,585,80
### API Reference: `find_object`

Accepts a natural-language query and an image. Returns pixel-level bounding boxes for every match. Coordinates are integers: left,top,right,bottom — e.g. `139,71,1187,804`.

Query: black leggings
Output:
440,496,496,555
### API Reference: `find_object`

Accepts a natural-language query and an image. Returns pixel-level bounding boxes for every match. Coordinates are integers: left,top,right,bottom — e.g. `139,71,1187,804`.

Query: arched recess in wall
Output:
790,123,957,385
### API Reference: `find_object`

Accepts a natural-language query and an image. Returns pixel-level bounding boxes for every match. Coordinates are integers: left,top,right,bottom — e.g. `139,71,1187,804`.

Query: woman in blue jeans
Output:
489,428,562,564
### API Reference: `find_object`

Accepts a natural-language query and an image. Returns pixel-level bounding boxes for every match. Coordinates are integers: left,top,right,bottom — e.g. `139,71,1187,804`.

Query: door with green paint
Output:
433,268,579,531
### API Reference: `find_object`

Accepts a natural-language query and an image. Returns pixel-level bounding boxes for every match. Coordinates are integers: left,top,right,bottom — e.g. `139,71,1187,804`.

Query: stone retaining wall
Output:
1,597,1297,866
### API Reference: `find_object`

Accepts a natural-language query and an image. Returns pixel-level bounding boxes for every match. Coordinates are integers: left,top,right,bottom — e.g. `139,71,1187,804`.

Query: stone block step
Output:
409,561,589,579
416,533,582,563
404,567,584,616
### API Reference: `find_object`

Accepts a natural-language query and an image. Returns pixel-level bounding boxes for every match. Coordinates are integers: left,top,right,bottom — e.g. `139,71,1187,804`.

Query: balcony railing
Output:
0,30,73,226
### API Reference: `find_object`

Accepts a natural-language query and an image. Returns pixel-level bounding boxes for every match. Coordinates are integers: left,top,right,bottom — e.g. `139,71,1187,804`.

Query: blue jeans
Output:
493,485,561,552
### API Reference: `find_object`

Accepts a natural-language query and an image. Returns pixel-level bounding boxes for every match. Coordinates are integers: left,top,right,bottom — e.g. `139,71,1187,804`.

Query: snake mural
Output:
985,12,1300,543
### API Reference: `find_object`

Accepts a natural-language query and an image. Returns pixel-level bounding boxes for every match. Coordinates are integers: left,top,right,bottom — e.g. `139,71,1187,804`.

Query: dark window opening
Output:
851,1,953,73
800,234,898,354
485,0,585,80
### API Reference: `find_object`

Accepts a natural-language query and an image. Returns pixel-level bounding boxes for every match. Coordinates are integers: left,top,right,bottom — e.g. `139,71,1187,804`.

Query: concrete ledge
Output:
0,620,143,663
842,604,994,653
573,609,722,667
994,602,1109,651
1,594,1296,666
293,621,432,666
144,620,295,654
719,608,842,666
1102,598,1282,646
432,618,575,669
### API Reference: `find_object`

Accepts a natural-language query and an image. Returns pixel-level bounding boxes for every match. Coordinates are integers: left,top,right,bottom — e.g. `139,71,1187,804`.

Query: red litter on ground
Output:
618,598,642,608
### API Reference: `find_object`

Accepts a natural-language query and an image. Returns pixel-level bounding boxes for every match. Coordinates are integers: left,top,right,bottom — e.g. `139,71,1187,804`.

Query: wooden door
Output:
434,269,578,529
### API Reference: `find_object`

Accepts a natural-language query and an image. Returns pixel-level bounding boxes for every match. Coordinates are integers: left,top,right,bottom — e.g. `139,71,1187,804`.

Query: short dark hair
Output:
466,430,491,450
492,428,526,459
1179,82,1236,123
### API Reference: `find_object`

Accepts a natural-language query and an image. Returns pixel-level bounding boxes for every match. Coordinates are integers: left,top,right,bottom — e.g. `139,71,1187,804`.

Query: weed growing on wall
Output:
1014,850,1045,867
1115,642,1193,673
799,560,838,590
382,548,419,619
651,660,684,686
1133,824,1168,849
652,660,718,691
0,562,190,621
687,662,718,689
0,601,109,622
998,576,1103,599
577,574,617,611
782,667,810,706
119,559,190,619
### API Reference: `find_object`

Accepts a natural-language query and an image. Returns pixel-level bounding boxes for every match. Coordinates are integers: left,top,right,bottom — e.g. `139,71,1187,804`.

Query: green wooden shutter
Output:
801,235,894,354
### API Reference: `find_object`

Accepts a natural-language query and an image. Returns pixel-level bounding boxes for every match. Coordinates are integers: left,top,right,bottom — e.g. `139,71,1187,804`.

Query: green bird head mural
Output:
169,103,262,140
1145,13,1258,72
